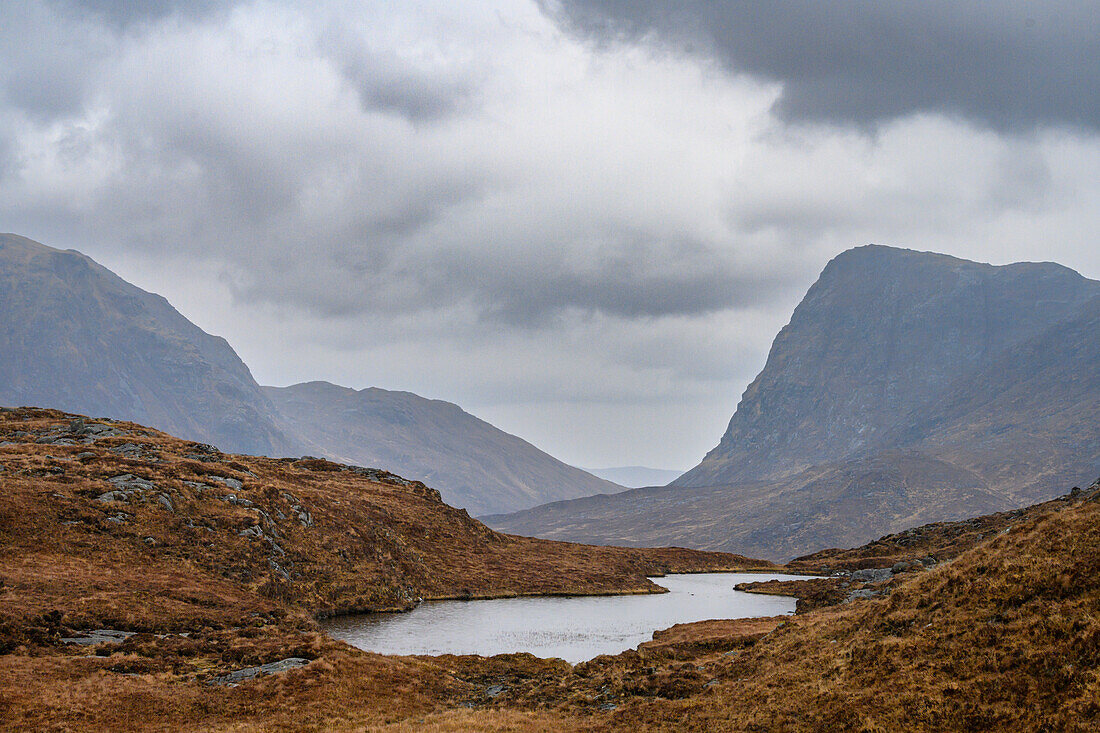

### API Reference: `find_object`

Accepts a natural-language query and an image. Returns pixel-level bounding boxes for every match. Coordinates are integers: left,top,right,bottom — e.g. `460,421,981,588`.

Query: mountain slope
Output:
263,381,625,515
0,233,294,455
676,244,1099,488
486,246,1100,558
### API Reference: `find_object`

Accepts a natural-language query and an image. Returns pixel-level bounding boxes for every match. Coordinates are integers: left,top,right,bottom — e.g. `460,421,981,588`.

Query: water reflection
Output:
322,572,809,663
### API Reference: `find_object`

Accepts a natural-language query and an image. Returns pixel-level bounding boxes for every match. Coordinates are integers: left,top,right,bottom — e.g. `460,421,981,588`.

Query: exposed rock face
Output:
676,244,1100,488
486,245,1100,558
0,233,295,456
263,381,624,516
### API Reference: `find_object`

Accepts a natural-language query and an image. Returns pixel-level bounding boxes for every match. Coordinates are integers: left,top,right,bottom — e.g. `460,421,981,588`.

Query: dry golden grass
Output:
3,406,1098,731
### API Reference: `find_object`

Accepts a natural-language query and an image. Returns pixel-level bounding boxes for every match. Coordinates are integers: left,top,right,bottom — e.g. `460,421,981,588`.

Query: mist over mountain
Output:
263,381,623,516
0,233,294,456
486,246,1100,559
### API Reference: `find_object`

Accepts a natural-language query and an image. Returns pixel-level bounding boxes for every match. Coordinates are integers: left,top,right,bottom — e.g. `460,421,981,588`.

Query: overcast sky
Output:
2,1,1099,470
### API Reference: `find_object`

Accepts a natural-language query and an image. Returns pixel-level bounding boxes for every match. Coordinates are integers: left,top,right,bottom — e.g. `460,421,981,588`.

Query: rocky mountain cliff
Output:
486,245,1100,558
0,233,294,456
263,381,624,516
676,244,1099,488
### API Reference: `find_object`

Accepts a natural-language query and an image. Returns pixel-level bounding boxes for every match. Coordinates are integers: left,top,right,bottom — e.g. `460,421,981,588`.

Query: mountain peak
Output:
675,247,1100,488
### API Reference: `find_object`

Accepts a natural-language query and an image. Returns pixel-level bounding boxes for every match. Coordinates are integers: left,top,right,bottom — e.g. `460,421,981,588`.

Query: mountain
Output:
675,244,1099,488
583,466,684,488
262,381,625,516
0,233,624,515
486,245,1100,559
0,233,294,456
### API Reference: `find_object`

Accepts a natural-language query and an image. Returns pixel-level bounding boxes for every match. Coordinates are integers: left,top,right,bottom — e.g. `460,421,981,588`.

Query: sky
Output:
2,1,1099,470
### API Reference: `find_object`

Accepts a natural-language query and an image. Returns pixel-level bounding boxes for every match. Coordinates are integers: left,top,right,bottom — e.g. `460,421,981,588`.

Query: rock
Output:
598,702,617,711
83,424,124,437
891,561,912,573
109,474,156,490
268,559,290,581
96,491,131,503
485,684,506,698
61,629,137,646
74,452,96,460
210,476,243,491
845,588,886,603
209,657,310,686
238,526,264,539
106,513,130,524
110,443,145,459
221,494,252,507
69,418,86,435
156,494,174,512
298,510,313,528
851,568,894,583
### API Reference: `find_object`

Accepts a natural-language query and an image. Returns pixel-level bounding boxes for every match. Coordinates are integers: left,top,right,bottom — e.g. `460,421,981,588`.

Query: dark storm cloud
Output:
439,239,794,326
540,0,1100,131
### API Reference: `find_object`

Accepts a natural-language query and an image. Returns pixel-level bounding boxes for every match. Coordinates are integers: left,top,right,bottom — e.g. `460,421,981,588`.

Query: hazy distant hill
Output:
263,381,624,515
486,245,1100,559
0,233,294,455
583,466,684,488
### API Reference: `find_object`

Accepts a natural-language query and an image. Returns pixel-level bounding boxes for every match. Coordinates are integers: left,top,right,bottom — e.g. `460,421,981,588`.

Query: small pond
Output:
322,572,810,663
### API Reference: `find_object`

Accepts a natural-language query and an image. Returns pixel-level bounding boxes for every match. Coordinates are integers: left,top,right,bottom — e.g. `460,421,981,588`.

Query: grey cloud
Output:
540,0,1100,131
321,26,479,122
58,0,235,26
339,51,477,122
455,242,795,327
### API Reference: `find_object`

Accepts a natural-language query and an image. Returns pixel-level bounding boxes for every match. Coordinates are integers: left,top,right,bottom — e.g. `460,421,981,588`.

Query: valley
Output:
2,406,1098,730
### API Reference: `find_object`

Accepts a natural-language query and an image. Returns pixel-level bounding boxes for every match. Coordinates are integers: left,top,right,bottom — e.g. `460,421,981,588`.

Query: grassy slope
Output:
3,406,1099,731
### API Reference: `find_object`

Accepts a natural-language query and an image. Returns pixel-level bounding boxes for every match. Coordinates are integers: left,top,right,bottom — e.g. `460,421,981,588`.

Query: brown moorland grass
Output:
3,406,1099,731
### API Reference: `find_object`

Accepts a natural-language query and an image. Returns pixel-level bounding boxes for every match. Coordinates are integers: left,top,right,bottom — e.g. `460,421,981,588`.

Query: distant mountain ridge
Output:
0,233,621,515
485,245,1100,559
263,381,623,516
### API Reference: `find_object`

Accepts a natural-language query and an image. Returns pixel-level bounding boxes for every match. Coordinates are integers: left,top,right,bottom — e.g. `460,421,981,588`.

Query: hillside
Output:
263,381,623,515
0,407,758,637
676,244,1099,488
4,406,1098,730
486,246,1100,558
0,233,294,456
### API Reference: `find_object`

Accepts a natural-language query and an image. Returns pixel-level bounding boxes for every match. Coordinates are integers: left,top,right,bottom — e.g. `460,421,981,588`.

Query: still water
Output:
322,572,808,663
